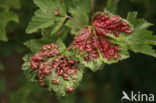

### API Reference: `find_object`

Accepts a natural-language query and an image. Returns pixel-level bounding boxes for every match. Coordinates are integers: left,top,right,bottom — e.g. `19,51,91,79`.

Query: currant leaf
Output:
51,17,67,35
42,25,70,41
125,12,156,57
126,29,156,57
26,0,67,34
127,12,153,29
23,52,84,96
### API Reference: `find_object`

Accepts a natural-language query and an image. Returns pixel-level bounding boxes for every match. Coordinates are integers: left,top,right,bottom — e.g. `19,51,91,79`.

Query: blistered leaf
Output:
70,11,133,71
23,38,63,82
23,36,84,96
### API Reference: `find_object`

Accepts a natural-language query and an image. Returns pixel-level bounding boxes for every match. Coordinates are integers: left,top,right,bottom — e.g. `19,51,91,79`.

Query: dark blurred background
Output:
0,0,156,103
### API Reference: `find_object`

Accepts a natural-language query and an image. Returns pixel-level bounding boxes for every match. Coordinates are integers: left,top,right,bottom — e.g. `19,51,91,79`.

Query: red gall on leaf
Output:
93,12,133,37
71,12,134,62
54,8,60,16
67,87,74,93
72,27,121,61
30,43,80,90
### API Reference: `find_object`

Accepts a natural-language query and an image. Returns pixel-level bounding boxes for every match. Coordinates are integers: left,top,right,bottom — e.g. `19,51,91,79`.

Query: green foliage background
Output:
0,0,156,103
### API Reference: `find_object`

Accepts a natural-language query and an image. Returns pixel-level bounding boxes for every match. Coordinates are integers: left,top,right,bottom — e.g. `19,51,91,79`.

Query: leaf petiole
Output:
66,15,84,28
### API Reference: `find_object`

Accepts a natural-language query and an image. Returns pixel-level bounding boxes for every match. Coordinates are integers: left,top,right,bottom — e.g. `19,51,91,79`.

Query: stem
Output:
91,0,94,17
67,15,84,28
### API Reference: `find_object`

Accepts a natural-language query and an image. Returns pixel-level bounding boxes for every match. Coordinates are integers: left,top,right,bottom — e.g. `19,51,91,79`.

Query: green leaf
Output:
51,17,66,35
41,25,70,41
106,0,119,14
26,0,67,34
65,0,92,34
0,6,19,41
125,12,156,57
126,29,156,57
127,12,153,29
